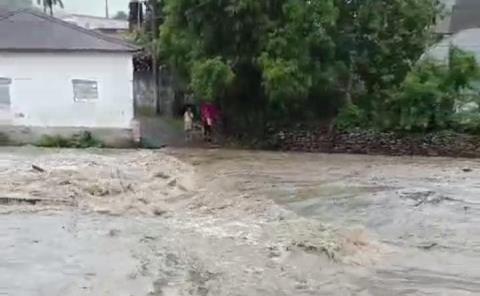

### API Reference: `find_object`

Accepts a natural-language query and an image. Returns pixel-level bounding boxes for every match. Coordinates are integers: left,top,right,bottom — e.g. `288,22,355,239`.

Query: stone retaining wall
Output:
271,128,480,158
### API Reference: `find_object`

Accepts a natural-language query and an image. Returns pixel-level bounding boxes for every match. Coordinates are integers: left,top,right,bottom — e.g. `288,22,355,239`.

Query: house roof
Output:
0,9,137,53
450,0,480,34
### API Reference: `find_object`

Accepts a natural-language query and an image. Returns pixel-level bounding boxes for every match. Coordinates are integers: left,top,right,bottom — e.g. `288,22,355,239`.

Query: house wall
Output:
0,52,134,129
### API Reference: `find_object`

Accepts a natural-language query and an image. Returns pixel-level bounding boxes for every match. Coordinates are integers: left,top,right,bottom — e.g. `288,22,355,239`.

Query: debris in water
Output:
0,196,42,205
418,242,438,250
138,198,150,205
58,180,71,186
108,229,120,237
32,164,45,172
153,208,167,216
462,168,473,173
85,184,113,197
293,241,338,260
154,172,170,179
168,179,177,187
400,190,458,207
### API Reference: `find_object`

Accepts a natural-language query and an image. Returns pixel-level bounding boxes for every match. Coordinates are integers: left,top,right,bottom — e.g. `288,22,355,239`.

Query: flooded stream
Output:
1,148,479,295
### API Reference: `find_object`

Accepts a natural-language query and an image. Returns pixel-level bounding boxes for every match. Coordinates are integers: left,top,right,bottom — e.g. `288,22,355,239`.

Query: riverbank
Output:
241,127,480,158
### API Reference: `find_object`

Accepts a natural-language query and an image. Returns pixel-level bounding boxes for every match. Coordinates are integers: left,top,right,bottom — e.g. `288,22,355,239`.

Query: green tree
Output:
37,0,63,16
113,11,128,20
335,0,442,108
160,0,338,130
390,47,480,131
159,0,442,131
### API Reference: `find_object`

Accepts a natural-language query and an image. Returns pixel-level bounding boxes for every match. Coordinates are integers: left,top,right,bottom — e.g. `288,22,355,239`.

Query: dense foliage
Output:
113,11,128,21
151,0,480,134
395,48,480,132
159,0,340,130
338,47,480,132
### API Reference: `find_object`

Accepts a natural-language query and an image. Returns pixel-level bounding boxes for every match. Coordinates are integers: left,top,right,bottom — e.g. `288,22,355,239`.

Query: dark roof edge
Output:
3,9,139,52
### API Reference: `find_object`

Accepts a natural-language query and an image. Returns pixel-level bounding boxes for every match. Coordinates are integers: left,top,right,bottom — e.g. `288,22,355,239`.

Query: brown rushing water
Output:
0,147,479,295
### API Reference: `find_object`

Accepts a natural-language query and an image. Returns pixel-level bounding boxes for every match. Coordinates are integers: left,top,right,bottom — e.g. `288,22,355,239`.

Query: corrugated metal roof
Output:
450,0,480,34
0,9,137,52
450,8,480,34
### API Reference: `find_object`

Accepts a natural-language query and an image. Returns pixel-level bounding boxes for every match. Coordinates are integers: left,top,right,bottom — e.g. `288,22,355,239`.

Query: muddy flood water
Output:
0,147,479,295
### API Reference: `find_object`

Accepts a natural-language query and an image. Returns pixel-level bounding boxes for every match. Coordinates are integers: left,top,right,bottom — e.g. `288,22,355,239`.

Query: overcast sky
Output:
61,0,130,17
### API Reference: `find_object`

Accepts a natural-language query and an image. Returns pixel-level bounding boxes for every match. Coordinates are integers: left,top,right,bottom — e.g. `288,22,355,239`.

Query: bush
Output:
450,112,480,134
335,103,368,131
389,63,452,131
383,47,480,132
191,58,235,102
37,131,104,148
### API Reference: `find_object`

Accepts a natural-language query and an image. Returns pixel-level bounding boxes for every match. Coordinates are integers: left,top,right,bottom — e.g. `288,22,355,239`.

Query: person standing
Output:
201,103,212,142
201,103,220,142
184,106,194,142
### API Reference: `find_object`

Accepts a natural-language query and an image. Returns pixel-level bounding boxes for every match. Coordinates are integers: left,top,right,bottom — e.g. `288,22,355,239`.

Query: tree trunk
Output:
345,74,353,105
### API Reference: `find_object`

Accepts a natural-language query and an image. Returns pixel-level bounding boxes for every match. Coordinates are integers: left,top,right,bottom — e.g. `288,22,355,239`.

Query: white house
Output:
0,8,138,146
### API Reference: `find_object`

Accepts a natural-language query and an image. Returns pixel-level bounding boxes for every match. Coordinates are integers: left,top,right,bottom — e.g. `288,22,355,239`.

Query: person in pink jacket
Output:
201,103,220,142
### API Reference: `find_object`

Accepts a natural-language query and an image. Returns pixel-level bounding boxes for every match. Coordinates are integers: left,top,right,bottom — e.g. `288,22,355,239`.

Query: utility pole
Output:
149,0,161,115
105,0,110,18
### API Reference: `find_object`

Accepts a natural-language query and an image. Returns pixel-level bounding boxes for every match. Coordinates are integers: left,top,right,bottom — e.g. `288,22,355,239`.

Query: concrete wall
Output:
0,52,134,129
133,68,178,116
133,70,156,114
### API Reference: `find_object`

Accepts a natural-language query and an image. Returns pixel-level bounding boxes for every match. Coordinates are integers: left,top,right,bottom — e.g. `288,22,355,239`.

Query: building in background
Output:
435,0,480,36
449,0,480,34
0,8,137,146
428,0,480,61
60,14,129,37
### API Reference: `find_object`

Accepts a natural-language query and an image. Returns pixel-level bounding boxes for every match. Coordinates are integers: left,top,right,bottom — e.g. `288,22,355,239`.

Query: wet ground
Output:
0,147,479,295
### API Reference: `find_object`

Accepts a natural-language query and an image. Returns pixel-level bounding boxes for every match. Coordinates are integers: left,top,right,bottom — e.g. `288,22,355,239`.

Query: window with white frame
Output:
0,77,11,108
72,79,98,101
